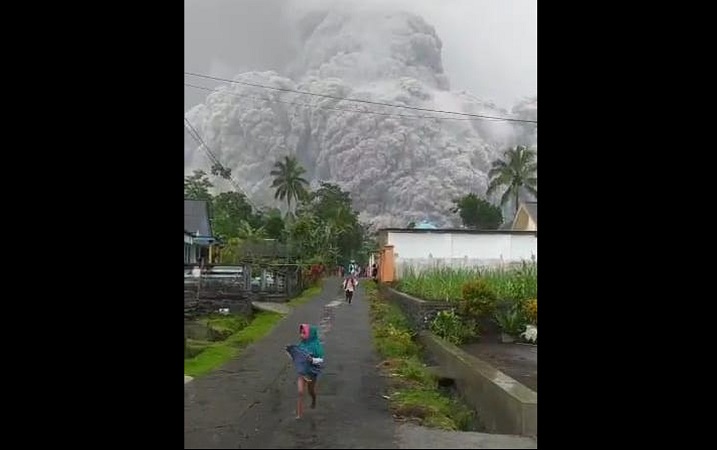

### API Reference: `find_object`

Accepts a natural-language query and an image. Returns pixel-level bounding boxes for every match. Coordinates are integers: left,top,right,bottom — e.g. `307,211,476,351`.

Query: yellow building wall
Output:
513,208,537,231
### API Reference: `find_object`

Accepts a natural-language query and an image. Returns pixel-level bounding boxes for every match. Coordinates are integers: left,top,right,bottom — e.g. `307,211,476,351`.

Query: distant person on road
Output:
343,275,357,304
288,324,324,419
372,263,378,281
348,260,358,277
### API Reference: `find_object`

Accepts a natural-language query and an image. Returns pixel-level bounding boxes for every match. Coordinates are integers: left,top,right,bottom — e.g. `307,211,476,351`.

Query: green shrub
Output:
370,298,391,317
374,323,419,358
460,278,497,319
384,305,412,330
392,389,476,431
523,298,537,325
430,310,478,345
203,314,251,341
368,285,477,432
397,357,437,388
184,339,212,359
490,262,537,301
493,305,527,336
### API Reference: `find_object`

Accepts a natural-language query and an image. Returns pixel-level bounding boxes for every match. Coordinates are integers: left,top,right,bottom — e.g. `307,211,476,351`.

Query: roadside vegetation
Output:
366,283,476,431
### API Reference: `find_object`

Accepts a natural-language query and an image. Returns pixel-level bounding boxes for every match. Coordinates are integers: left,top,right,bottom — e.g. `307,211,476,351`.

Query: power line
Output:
184,118,262,211
185,82,492,122
184,118,223,167
185,71,537,124
184,122,260,211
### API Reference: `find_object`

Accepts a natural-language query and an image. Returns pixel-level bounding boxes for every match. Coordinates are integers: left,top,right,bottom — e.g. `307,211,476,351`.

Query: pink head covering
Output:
299,323,310,340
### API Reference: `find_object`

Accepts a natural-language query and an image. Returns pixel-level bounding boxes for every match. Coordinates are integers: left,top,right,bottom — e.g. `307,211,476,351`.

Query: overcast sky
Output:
184,0,537,111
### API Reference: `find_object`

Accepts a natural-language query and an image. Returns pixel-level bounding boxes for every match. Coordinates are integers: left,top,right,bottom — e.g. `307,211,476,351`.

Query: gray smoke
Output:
185,3,537,228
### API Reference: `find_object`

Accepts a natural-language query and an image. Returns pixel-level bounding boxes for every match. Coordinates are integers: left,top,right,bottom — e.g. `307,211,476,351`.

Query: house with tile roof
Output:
184,199,219,265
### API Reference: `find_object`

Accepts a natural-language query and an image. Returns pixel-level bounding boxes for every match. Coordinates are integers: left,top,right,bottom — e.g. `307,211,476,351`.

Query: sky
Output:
184,0,537,111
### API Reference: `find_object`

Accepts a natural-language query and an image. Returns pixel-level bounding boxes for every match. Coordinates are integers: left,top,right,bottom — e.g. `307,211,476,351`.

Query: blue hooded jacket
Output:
287,324,324,379
297,324,324,359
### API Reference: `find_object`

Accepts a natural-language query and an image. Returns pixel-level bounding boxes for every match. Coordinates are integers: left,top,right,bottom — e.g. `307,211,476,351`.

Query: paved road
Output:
184,278,537,449
184,278,398,449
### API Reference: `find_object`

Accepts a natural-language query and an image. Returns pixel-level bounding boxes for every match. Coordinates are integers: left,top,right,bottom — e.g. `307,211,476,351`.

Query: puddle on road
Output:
317,297,344,341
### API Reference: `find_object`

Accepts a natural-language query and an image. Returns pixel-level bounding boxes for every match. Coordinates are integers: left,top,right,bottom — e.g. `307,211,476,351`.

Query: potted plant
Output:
494,306,525,343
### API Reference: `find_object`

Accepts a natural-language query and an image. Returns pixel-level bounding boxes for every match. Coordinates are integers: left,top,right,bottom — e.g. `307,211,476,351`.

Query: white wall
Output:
387,231,537,277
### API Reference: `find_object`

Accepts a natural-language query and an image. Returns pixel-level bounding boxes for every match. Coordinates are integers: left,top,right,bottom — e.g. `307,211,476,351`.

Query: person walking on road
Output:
343,275,357,304
348,260,358,277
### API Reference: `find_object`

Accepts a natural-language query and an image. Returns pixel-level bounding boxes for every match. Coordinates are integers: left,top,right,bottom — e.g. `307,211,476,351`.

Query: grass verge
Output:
202,314,250,337
287,283,323,307
366,282,475,431
184,311,282,378
184,282,325,378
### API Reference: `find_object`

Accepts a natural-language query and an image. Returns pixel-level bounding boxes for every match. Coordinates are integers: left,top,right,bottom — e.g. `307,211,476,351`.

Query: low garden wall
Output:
379,283,537,437
419,331,537,437
184,281,253,318
378,284,453,331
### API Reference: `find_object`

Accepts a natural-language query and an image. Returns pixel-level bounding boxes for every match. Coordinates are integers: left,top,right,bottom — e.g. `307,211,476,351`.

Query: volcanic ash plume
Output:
185,6,537,228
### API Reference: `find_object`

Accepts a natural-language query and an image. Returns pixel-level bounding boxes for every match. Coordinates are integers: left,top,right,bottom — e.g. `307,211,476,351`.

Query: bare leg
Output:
308,379,317,408
296,377,305,419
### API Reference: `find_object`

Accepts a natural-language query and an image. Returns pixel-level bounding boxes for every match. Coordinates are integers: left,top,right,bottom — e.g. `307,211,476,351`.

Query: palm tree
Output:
487,145,537,215
330,205,353,234
270,156,310,214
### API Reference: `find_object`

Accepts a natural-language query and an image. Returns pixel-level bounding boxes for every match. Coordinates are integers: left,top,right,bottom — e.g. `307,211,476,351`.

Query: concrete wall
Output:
184,269,253,318
184,264,304,318
184,285,253,318
385,231,536,278
380,284,537,436
379,285,453,331
419,332,537,437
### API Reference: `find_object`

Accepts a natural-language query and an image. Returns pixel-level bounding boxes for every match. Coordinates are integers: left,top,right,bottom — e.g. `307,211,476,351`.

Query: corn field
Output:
396,261,537,302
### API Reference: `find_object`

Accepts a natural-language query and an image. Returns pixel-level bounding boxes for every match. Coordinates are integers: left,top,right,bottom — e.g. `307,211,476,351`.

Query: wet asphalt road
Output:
184,279,398,449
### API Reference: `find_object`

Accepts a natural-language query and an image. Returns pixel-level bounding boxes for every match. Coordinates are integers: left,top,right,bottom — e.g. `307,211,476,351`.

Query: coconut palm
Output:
270,156,309,214
487,145,537,214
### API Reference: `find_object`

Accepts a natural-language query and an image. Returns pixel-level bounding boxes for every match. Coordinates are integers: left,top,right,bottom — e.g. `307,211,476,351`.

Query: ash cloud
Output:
185,1,537,228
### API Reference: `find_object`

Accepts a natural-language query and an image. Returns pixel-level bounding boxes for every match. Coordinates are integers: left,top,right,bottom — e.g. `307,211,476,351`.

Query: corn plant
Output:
397,261,537,303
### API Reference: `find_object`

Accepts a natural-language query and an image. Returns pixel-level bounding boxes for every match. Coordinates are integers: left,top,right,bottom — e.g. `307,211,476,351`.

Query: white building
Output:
378,227,537,278
184,231,198,265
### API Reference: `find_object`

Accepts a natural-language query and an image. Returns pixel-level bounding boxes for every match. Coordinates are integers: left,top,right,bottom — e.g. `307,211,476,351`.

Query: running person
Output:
343,275,356,304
